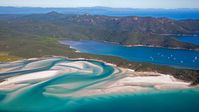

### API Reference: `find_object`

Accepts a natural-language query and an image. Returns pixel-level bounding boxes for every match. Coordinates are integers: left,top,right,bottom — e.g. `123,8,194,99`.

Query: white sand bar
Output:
0,58,194,97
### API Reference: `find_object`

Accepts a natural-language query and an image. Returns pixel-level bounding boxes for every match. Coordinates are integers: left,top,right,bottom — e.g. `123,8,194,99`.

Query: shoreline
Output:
64,40,199,51
1,54,199,83
60,39,199,51
103,40,199,51
59,40,199,70
0,57,197,97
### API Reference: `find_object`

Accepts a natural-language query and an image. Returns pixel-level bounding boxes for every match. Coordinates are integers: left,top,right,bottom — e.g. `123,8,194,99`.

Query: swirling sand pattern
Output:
0,57,125,112
0,57,196,112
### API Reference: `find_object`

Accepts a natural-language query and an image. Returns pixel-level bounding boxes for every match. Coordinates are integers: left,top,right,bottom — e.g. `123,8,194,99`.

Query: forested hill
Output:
0,12,199,49
1,7,199,19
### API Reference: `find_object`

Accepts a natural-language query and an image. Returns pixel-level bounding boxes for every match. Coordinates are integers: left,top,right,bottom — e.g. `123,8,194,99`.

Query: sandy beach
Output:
0,57,194,97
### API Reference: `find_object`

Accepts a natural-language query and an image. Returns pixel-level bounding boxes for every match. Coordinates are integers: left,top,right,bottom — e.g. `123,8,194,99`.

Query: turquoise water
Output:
61,40,199,70
71,90,199,112
0,58,115,112
0,58,199,112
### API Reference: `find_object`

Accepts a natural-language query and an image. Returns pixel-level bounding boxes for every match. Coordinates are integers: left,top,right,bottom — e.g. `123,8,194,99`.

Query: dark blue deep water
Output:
62,40,199,70
95,10,199,20
177,35,199,45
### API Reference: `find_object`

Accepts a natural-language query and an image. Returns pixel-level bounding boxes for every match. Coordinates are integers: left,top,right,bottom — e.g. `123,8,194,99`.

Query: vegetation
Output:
0,12,199,49
0,13,199,84
0,55,22,62
0,37,199,84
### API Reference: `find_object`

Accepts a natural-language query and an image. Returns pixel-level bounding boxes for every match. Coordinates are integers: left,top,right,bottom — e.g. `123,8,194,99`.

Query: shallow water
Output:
0,58,116,112
61,40,199,70
0,58,199,112
70,90,199,112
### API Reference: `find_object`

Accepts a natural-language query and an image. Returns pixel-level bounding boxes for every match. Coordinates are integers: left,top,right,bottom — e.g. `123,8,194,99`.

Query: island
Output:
0,12,199,84
0,11,199,112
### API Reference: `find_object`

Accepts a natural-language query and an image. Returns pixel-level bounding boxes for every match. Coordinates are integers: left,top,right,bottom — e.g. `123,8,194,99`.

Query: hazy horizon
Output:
0,0,199,9
0,6,199,10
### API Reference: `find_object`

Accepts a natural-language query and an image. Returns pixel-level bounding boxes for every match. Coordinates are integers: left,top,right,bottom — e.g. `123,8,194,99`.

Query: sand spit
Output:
59,73,190,97
0,57,194,97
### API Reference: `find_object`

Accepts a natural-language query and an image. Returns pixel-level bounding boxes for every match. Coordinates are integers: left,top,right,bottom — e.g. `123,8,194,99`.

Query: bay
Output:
62,40,199,70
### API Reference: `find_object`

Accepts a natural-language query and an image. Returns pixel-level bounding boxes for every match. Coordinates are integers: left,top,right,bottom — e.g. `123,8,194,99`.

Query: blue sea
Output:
93,9,199,20
177,35,199,45
62,40,199,70
0,8,199,111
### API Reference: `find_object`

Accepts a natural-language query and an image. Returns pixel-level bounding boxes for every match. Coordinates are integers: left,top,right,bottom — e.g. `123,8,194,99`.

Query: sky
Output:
0,0,199,9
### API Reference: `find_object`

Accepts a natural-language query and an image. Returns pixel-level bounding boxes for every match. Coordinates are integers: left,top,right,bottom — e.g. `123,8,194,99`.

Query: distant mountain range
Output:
0,12,199,49
0,6,199,19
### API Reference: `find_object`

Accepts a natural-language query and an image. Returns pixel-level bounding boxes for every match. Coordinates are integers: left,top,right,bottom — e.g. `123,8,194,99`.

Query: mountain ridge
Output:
0,6,199,20
0,13,199,49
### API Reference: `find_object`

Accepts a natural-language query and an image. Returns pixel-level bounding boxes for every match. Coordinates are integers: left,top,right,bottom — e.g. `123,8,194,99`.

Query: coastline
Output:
100,40,199,51
0,57,197,97
60,39,199,51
